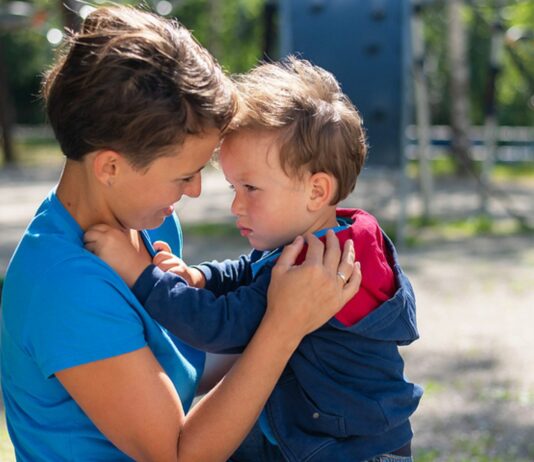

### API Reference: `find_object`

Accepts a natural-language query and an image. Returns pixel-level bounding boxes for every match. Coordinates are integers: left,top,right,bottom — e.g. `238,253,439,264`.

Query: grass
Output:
0,139,63,169
0,410,15,462
407,157,534,182
181,222,240,238
415,434,534,462
493,162,534,182
404,214,534,246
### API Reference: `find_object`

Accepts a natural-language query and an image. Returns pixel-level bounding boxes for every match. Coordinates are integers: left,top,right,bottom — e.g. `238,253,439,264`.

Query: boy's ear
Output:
307,172,336,212
92,150,123,187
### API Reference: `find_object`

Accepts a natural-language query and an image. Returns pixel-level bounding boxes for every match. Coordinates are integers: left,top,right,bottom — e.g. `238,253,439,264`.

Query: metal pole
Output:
480,11,504,215
0,34,15,164
411,1,433,221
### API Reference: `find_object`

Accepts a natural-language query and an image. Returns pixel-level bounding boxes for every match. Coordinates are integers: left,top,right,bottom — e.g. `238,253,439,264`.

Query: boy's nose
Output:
230,194,243,216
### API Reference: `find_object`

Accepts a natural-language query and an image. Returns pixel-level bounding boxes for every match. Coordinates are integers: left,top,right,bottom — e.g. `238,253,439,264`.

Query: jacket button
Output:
312,412,320,419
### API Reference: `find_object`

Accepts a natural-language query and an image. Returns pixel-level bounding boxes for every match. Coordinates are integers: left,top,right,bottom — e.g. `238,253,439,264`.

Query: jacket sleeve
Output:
194,254,254,296
132,265,270,353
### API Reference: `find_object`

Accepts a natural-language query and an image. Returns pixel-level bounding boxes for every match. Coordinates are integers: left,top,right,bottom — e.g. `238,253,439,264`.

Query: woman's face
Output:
109,130,220,230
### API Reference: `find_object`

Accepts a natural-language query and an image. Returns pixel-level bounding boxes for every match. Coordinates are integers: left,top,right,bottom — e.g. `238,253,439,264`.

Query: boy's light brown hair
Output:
229,56,367,204
42,6,236,168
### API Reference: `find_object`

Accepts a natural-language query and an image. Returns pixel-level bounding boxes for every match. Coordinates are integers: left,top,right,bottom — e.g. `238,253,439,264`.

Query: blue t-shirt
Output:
0,189,204,461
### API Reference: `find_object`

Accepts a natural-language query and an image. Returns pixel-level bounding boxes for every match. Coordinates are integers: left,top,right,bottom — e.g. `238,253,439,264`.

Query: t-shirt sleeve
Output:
26,258,147,379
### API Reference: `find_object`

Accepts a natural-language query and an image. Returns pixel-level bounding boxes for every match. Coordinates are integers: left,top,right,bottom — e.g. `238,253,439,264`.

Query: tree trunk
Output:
0,38,15,165
447,0,473,176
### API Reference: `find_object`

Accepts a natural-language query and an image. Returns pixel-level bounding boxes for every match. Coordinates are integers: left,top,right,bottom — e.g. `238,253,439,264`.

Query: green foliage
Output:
2,0,533,126
168,0,265,73
1,29,51,123
421,0,534,127
2,0,265,127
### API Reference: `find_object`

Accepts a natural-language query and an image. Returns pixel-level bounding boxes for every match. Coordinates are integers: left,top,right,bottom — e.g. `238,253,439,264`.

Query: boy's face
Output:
219,130,317,251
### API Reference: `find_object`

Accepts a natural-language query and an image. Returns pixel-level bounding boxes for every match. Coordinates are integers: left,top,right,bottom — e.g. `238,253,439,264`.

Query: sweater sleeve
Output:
194,253,254,295
132,264,271,354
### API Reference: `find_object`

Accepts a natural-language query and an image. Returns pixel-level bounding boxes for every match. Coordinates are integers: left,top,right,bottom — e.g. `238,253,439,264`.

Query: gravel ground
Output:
1,163,533,460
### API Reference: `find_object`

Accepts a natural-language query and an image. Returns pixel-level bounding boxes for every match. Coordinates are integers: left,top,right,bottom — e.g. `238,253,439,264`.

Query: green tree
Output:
423,0,534,127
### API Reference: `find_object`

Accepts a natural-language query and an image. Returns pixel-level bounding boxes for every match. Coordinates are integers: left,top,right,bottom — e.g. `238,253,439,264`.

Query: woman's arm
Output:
59,232,360,462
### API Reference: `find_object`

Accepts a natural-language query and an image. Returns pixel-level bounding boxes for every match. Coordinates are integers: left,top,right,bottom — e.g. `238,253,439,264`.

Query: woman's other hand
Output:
267,230,361,343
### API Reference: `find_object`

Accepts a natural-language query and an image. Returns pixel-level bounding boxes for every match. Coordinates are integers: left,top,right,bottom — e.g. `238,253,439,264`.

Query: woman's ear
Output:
307,172,336,212
93,150,122,187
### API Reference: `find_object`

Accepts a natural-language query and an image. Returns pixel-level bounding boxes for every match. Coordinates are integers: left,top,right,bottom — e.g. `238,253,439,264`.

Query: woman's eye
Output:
245,184,257,192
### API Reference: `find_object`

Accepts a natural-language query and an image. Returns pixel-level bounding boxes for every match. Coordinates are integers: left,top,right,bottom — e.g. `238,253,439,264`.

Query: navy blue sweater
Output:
133,218,423,461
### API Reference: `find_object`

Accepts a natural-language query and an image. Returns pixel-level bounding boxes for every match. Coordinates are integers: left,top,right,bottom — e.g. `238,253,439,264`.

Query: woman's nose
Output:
185,174,202,198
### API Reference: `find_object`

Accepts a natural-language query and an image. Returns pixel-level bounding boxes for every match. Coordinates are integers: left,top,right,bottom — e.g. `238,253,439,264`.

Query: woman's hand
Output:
266,230,361,342
178,230,360,461
69,228,360,462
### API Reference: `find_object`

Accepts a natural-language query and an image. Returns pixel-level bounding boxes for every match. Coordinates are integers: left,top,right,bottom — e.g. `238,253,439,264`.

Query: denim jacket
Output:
133,210,423,461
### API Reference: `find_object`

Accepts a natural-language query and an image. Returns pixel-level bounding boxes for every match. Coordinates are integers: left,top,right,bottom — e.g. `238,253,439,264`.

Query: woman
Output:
0,6,360,461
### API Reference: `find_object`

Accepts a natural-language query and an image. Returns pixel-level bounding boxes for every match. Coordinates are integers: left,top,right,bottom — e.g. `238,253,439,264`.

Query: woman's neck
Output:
56,159,125,232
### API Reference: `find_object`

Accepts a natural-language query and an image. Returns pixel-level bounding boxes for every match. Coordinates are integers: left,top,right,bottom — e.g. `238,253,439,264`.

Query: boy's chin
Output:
247,237,270,252
249,238,289,252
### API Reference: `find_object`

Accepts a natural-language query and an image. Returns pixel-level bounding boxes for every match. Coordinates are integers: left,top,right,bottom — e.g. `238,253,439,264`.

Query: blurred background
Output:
1,1,533,461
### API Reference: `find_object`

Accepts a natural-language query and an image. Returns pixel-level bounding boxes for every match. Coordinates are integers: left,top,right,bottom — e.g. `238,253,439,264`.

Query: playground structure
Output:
274,0,533,239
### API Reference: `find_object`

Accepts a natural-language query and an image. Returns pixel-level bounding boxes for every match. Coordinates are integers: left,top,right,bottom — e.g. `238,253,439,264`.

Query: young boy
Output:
90,58,422,462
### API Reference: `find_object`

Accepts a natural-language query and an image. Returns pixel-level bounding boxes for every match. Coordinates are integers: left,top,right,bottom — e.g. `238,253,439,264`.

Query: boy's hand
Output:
152,241,206,288
84,225,150,287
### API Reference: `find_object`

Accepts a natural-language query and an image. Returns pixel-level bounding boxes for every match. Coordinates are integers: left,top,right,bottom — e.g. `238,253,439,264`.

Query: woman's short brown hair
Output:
229,57,367,203
42,6,236,168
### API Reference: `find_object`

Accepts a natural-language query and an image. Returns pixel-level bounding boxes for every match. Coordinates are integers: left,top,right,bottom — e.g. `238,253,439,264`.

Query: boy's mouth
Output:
237,224,252,237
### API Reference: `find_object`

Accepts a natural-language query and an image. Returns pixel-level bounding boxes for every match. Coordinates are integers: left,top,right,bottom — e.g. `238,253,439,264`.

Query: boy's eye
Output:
244,184,257,192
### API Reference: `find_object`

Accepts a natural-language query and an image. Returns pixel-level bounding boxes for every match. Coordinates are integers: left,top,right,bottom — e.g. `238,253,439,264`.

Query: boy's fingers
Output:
153,241,171,253
276,236,305,269
323,230,341,270
83,229,101,244
84,242,96,253
83,224,116,244
153,251,173,266
86,223,111,234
